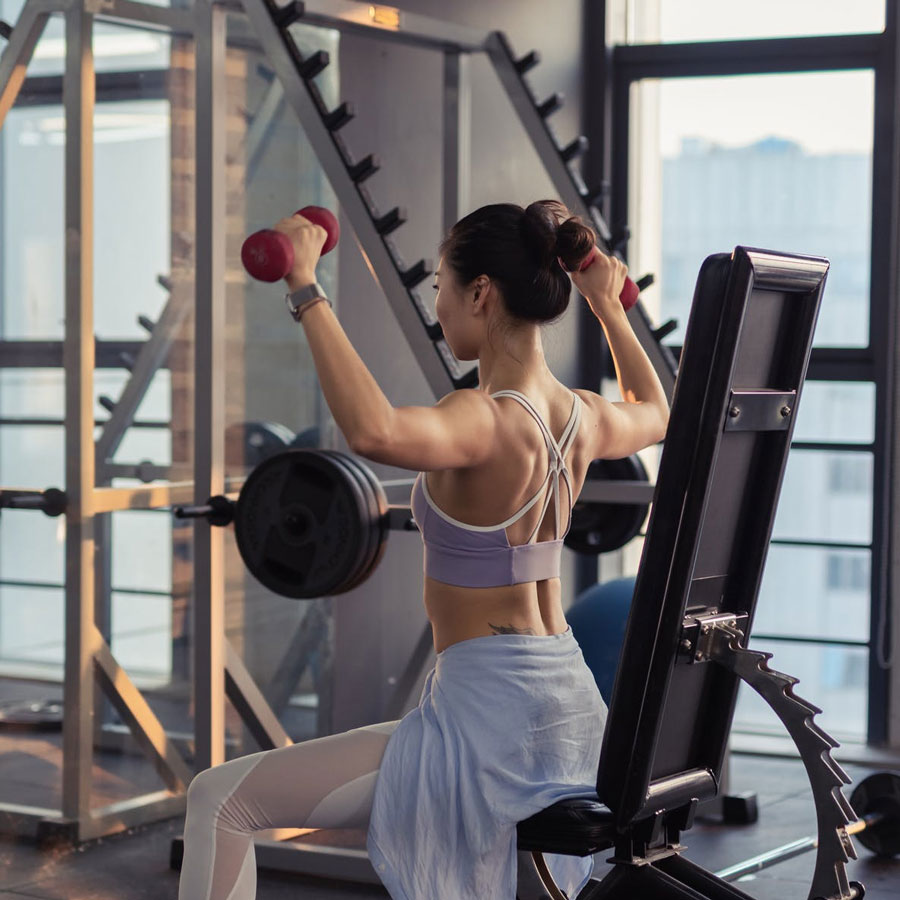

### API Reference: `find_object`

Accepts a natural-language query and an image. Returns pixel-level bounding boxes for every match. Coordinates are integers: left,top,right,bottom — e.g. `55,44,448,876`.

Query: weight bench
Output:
515,247,865,900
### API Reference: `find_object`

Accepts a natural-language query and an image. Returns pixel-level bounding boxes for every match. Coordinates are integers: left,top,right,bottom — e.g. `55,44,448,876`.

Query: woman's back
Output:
422,379,606,652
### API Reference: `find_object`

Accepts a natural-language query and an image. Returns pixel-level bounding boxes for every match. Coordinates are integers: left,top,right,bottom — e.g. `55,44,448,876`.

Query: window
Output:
628,71,874,350
826,553,869,591
622,1,885,44
828,456,872,493
613,11,890,743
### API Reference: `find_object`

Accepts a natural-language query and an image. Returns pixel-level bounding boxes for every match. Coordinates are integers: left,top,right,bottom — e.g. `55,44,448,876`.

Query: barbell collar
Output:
174,495,235,527
0,488,68,517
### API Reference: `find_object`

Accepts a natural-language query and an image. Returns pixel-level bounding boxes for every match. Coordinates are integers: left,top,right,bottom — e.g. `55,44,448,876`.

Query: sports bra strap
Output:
490,389,581,542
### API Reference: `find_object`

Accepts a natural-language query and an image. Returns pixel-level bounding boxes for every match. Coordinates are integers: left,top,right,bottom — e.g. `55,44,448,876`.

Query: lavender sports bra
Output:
410,389,583,588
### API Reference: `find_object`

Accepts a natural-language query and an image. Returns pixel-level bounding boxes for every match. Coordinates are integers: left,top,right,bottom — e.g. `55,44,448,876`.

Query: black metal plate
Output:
564,455,650,554
319,450,387,594
225,421,295,471
850,772,900,857
234,449,372,599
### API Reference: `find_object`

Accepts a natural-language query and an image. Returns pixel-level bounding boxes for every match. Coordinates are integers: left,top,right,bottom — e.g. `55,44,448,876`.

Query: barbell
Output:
175,448,652,600
714,771,900,882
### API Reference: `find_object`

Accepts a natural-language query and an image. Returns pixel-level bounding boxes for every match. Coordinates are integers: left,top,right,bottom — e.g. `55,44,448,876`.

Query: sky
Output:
635,1,883,157
655,70,876,157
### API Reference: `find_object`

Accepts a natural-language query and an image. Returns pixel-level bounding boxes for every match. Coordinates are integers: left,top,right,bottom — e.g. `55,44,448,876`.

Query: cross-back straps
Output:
489,389,582,543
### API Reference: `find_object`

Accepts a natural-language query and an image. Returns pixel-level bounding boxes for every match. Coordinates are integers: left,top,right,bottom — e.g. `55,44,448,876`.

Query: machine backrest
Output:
597,247,829,828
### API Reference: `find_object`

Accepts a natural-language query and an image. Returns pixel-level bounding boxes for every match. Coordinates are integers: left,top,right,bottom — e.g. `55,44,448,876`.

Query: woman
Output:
178,200,670,900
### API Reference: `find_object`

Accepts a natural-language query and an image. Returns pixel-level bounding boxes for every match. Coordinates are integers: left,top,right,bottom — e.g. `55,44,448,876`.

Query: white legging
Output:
177,720,400,900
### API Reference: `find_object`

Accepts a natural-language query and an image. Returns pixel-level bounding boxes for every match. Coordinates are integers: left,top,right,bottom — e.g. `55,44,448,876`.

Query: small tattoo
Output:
489,623,537,636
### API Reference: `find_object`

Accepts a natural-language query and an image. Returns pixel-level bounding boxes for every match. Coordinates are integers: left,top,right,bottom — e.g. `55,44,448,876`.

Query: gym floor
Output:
0,755,897,899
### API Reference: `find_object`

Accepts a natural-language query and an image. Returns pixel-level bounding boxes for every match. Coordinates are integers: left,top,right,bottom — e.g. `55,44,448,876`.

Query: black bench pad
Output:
516,797,616,856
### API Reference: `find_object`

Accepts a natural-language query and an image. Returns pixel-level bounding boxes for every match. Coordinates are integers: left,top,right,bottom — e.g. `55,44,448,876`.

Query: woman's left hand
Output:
273,213,328,289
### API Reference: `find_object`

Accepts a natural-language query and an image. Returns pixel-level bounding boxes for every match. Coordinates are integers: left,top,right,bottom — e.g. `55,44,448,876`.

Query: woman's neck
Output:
477,326,552,394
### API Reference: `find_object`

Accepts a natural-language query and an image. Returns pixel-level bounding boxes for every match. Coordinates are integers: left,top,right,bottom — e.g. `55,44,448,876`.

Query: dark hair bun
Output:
439,199,597,325
522,200,596,273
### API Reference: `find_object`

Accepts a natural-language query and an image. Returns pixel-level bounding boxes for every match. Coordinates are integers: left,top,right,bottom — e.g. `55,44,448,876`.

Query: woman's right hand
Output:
567,248,629,320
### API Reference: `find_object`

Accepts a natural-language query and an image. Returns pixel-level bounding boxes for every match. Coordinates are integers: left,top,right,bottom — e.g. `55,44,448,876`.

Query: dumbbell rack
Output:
235,0,677,400
0,0,676,859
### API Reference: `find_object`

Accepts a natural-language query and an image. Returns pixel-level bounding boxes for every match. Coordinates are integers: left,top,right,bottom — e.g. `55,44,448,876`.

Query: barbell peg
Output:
173,496,235,528
560,136,588,163
515,49,540,74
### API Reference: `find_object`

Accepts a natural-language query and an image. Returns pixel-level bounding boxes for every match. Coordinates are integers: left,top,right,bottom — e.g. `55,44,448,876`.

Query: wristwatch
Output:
285,282,328,322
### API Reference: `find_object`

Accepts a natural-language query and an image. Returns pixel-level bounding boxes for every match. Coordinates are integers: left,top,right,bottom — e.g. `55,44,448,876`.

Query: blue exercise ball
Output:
567,577,635,705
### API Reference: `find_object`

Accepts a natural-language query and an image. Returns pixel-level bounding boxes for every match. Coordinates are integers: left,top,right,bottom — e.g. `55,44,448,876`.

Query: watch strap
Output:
285,282,328,320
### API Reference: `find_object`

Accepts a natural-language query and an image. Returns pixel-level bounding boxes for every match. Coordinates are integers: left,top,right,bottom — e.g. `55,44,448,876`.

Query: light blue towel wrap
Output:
367,627,607,899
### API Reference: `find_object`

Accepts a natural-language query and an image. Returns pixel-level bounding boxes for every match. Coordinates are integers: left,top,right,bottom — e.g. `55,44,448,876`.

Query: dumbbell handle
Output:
578,248,640,311
241,206,339,283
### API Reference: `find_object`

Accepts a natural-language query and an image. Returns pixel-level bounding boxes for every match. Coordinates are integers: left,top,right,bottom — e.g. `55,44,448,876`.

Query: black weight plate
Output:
0,699,63,732
291,425,321,449
850,772,900,857
354,455,391,585
318,450,384,594
225,421,295,471
319,451,381,593
564,455,650,555
234,450,371,599
329,451,390,592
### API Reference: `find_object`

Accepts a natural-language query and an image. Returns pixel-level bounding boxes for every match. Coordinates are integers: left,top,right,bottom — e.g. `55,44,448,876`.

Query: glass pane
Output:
755,545,870,642
772,450,873,544
793,381,875,445
112,427,172,470
630,71,873,349
0,370,64,419
733,640,868,741
111,510,172,592
2,106,64,340
0,584,64,670
110,590,172,683
0,514,65,584
0,425,64,487
92,24,170,74
94,368,171,423
94,100,171,339
625,1,885,44
2,97,169,341
1,11,170,78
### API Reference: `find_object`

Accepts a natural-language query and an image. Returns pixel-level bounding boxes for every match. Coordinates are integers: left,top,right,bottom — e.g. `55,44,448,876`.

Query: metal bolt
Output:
680,639,692,651
694,652,703,662
701,625,710,635
729,406,740,418
781,405,792,417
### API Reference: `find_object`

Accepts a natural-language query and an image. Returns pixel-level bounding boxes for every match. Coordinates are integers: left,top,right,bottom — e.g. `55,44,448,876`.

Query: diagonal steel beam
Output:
94,635,193,792
94,287,192,476
0,0,57,128
484,31,677,399
239,0,467,397
262,599,328,716
246,74,284,183
225,640,293,750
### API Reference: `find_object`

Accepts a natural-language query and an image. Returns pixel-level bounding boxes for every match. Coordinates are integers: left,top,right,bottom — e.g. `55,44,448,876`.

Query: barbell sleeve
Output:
173,495,235,527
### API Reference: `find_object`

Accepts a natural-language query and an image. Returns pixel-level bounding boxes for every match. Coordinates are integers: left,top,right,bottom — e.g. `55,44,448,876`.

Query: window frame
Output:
581,2,899,745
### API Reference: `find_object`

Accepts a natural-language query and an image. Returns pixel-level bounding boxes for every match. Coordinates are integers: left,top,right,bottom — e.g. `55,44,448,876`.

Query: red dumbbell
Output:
577,248,640,311
241,206,340,283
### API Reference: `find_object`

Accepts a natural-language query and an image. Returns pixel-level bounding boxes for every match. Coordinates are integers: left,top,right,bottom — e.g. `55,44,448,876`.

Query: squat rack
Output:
0,0,674,856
